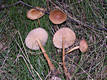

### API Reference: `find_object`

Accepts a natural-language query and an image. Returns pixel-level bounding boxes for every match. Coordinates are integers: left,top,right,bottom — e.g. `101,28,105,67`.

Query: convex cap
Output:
53,27,76,48
25,28,48,50
79,39,88,53
49,9,67,24
27,7,45,20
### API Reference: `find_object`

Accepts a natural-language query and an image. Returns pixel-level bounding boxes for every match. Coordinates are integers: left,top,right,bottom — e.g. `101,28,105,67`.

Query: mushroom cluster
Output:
25,7,88,80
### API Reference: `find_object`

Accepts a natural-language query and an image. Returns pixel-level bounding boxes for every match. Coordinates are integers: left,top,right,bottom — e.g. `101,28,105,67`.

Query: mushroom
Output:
66,39,88,54
49,9,67,24
27,7,45,20
53,27,76,80
27,7,45,26
25,28,55,72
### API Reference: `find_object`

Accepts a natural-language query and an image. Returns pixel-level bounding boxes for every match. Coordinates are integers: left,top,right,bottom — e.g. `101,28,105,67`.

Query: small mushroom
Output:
49,9,67,24
53,27,76,80
25,28,55,72
53,27,76,48
27,7,45,20
66,39,88,54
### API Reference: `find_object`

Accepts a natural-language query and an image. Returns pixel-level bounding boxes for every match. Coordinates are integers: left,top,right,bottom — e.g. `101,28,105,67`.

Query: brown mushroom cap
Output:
49,9,67,24
27,7,45,20
79,39,88,53
25,28,48,50
53,27,76,48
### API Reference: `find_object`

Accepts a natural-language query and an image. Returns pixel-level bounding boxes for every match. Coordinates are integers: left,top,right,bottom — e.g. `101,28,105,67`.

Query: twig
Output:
19,0,33,8
49,0,107,32
0,0,33,10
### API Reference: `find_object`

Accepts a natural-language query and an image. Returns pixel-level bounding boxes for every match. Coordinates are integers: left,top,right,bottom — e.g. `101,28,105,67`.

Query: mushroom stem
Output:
66,46,80,54
36,39,55,71
62,37,67,73
62,37,71,80
37,19,40,27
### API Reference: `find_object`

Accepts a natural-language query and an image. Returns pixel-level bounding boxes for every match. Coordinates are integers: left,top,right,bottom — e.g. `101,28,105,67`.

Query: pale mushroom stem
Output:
36,39,55,71
66,46,80,54
62,37,67,73
62,37,71,80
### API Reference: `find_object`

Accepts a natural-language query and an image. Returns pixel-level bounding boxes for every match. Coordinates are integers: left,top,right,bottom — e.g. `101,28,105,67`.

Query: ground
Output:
0,0,107,80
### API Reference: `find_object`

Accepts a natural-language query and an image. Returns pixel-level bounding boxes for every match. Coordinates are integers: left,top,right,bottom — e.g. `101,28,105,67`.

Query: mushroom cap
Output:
79,39,88,53
53,27,76,48
25,28,48,50
27,7,45,20
49,9,67,24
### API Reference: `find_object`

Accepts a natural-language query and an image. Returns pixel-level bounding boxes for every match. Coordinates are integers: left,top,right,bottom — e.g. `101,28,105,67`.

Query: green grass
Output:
0,0,107,80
